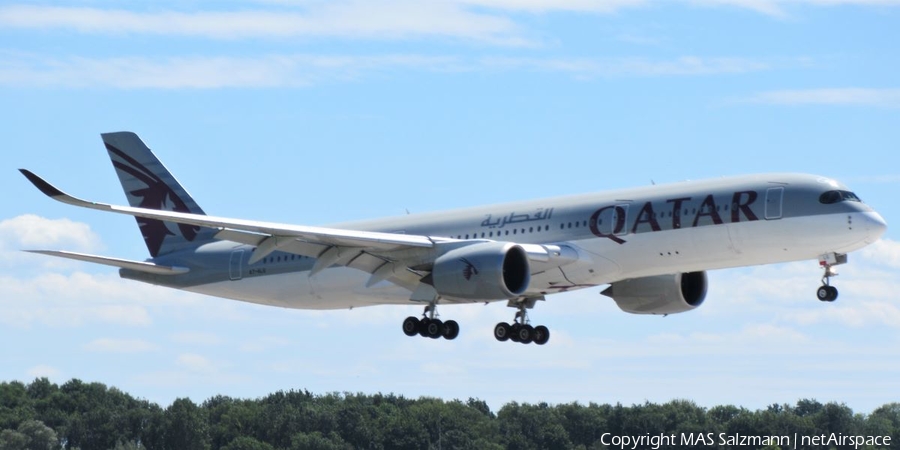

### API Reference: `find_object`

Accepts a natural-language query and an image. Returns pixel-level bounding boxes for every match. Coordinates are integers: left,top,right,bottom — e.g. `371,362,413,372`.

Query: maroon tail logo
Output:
460,258,478,281
106,144,200,257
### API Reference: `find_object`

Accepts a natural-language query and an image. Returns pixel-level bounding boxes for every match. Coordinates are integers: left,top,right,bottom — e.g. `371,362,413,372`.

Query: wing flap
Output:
27,250,189,275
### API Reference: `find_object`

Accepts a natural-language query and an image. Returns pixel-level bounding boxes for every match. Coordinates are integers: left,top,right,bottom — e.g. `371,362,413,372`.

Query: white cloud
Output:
0,271,160,328
177,353,218,373
783,300,900,327
482,55,770,78
1,0,896,43
859,238,900,270
170,331,224,346
0,3,524,45
0,53,465,89
238,335,291,353
459,0,647,13
689,0,787,17
0,53,774,89
0,214,101,254
84,338,159,353
747,88,900,107
26,365,61,379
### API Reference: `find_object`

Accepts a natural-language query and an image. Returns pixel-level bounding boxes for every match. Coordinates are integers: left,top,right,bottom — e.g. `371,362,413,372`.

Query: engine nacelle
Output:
602,271,708,315
431,242,530,300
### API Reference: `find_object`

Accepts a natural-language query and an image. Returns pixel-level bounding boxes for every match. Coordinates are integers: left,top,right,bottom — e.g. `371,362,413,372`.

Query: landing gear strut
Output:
494,298,550,345
402,302,459,340
816,253,847,302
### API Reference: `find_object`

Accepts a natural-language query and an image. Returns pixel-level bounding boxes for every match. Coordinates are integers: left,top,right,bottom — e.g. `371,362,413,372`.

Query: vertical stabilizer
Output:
102,132,216,257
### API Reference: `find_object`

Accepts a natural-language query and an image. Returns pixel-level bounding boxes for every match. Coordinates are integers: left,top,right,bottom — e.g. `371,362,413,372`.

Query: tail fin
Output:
102,132,217,257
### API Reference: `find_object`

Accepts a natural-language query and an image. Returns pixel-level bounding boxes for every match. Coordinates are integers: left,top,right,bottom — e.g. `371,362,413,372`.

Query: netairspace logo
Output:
600,432,892,449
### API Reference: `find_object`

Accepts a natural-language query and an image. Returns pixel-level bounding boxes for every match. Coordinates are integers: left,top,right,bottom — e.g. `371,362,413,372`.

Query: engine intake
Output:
431,242,530,300
602,271,708,315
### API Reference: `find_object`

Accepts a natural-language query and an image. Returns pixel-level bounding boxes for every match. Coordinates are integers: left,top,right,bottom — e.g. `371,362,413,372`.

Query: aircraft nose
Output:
864,211,888,243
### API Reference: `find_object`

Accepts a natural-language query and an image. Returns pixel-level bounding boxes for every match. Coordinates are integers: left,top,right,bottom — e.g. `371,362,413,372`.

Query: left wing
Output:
20,169,573,297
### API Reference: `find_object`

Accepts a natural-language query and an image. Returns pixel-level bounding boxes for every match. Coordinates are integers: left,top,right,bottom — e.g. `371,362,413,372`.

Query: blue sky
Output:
1,0,899,413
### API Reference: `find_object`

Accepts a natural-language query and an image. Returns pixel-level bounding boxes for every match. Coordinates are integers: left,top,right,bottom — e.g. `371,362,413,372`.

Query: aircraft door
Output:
229,249,244,280
765,187,784,220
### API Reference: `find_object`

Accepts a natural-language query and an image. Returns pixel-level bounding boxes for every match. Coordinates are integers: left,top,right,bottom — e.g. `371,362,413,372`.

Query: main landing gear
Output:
402,303,459,340
493,298,550,345
816,252,847,302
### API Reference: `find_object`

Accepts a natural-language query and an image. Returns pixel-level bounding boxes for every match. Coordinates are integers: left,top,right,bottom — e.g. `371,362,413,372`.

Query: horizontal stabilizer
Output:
26,250,189,275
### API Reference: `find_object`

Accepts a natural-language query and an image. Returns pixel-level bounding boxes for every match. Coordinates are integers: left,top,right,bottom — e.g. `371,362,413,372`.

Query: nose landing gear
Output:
816,253,847,302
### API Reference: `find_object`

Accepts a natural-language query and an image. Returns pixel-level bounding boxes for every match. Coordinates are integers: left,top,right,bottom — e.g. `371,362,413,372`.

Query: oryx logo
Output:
106,143,201,257
460,258,478,281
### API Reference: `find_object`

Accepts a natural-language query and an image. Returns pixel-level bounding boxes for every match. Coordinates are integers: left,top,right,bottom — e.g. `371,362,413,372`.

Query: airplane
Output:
20,132,887,345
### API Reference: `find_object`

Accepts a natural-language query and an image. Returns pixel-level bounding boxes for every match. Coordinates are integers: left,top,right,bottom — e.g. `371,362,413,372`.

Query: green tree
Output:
159,398,210,450
221,436,275,450
0,420,59,450
0,382,34,431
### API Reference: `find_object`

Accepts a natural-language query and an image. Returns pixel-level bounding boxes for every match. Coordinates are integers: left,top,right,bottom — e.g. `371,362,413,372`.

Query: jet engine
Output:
431,242,530,300
602,271,707,315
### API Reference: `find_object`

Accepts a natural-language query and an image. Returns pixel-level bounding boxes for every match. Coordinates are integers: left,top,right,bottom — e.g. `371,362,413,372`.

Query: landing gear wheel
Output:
426,319,443,339
816,285,838,302
496,299,552,345
517,324,534,344
509,323,522,343
494,322,511,342
418,318,431,337
816,286,830,301
442,320,460,340
402,316,420,337
533,325,550,345
402,301,462,340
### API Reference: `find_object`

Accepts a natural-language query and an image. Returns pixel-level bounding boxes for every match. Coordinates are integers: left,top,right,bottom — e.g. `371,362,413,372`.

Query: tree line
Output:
1,378,898,450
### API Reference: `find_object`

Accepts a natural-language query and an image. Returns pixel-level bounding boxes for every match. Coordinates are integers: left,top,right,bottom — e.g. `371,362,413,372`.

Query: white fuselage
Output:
152,173,886,311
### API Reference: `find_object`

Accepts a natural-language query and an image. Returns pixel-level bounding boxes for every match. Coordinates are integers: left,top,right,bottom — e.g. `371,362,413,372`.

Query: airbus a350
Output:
20,132,887,345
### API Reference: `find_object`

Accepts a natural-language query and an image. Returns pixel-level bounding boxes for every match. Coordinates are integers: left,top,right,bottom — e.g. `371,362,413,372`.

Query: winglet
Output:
19,169,67,198
19,169,98,210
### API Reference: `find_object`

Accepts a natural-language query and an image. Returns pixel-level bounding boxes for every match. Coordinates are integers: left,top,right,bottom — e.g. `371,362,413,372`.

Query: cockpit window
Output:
819,190,862,204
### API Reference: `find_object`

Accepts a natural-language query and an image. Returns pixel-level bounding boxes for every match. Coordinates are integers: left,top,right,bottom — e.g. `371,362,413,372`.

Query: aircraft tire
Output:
426,319,443,339
443,320,460,340
533,325,550,345
817,286,839,302
402,316,420,337
518,325,534,344
509,323,522,342
419,318,432,337
493,322,511,342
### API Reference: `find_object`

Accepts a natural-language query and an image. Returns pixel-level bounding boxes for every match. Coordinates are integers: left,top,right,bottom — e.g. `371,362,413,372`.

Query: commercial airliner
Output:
21,132,887,345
